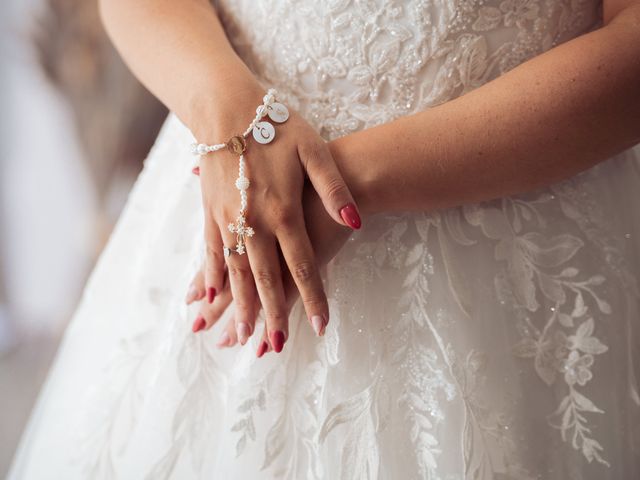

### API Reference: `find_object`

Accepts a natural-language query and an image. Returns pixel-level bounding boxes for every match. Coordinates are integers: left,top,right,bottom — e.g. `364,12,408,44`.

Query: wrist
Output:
328,131,381,216
185,68,265,143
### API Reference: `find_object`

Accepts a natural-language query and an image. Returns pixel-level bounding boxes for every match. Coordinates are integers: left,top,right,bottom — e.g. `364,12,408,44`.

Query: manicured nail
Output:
192,316,206,333
207,287,216,304
311,315,324,336
340,203,361,230
216,331,231,347
185,284,198,304
256,341,268,358
269,330,286,353
192,166,200,176
236,322,251,345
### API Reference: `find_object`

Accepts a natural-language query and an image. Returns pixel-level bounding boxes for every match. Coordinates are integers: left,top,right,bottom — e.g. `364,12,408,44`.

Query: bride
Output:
9,0,640,478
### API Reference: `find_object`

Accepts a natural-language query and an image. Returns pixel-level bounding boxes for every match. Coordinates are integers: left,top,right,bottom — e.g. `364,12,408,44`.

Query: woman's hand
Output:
99,0,361,351
196,81,360,353
186,181,351,354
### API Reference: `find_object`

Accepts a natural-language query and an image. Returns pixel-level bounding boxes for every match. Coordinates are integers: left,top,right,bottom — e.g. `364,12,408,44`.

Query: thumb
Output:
298,141,362,230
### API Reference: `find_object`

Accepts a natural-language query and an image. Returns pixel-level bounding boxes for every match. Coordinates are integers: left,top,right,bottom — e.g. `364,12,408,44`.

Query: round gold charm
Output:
226,135,247,155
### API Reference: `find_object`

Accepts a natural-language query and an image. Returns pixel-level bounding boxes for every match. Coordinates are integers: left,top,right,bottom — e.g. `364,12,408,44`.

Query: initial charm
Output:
267,102,289,123
253,121,275,144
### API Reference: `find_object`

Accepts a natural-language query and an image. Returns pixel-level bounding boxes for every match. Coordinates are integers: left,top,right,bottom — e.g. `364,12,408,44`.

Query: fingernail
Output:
236,322,251,345
192,166,200,176
269,330,286,353
207,287,216,304
340,203,361,230
216,331,231,347
256,341,268,358
311,315,324,336
185,284,198,304
192,316,206,333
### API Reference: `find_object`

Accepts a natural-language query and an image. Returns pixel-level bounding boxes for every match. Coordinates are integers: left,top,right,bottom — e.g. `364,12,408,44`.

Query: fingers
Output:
298,141,361,230
201,278,234,330
217,290,262,348
216,314,238,348
225,250,259,346
255,326,271,358
245,235,289,352
276,217,328,338
204,219,225,304
192,272,233,332
185,268,206,305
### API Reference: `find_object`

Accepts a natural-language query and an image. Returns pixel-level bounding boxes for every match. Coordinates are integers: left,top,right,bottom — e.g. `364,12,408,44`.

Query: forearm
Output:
331,6,640,215
98,0,261,140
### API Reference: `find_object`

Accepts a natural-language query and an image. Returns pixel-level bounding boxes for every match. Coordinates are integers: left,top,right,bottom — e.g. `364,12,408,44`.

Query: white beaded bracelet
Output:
190,88,290,257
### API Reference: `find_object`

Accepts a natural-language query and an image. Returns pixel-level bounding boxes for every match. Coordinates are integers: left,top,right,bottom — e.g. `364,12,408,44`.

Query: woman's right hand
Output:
186,175,353,354
194,78,361,353
100,0,361,351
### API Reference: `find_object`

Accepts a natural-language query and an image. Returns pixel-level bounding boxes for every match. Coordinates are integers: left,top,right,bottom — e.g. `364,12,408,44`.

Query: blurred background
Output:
0,0,167,475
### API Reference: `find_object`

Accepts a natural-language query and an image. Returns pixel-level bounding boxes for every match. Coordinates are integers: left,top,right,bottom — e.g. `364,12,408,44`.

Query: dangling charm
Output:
267,102,289,123
253,121,276,144
227,214,254,255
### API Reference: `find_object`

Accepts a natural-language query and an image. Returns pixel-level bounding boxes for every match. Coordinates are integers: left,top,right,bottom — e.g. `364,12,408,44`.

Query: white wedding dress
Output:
9,0,640,478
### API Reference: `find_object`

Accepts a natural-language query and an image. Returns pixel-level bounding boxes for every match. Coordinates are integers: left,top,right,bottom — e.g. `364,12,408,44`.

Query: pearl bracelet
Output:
190,88,290,257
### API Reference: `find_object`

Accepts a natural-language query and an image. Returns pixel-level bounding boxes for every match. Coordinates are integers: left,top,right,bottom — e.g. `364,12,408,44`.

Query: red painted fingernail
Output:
269,331,285,353
256,341,268,358
207,287,216,304
192,316,206,333
192,166,200,176
340,203,361,230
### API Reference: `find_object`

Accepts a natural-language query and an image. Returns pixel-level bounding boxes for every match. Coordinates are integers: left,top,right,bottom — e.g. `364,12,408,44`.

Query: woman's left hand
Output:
186,183,351,353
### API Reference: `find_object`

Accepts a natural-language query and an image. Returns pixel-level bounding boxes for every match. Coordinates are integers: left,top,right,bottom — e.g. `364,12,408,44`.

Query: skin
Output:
101,0,640,351
328,1,640,216
99,0,362,352
188,186,347,353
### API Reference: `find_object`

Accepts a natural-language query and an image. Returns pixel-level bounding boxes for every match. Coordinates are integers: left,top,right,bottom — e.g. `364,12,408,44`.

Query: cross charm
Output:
227,214,254,256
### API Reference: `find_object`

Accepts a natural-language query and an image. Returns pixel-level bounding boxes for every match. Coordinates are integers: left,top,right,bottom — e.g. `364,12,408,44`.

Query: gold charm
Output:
226,135,247,155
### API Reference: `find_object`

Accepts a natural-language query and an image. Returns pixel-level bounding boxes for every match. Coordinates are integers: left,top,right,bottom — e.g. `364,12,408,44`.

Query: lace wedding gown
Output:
10,0,640,478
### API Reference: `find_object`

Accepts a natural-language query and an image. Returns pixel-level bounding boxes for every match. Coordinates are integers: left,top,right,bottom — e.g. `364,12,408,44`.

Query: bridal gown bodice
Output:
9,1,640,479
213,0,602,138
